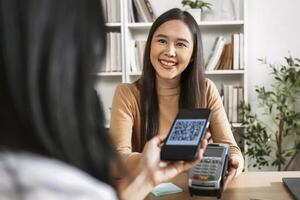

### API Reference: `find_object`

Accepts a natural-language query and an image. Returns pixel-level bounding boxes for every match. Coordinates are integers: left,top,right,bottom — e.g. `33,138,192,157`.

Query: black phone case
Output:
160,108,211,161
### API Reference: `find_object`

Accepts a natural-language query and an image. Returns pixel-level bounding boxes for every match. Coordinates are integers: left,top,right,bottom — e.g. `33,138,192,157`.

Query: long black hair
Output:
136,8,207,149
0,0,116,186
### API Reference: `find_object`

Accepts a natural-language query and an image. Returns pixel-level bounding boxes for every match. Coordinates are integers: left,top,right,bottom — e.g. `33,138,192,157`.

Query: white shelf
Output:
205,70,245,75
128,72,142,76
198,20,244,26
95,72,123,76
105,22,121,27
127,20,244,30
127,22,152,29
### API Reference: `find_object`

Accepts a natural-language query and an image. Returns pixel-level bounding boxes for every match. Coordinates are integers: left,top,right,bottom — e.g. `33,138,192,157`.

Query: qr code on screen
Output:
169,120,205,142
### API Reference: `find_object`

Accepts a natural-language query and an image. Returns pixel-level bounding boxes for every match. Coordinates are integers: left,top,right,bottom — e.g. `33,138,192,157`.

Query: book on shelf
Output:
128,0,136,23
130,40,146,73
133,42,141,72
218,43,233,70
237,86,244,122
217,43,227,70
232,87,238,122
110,33,117,72
104,33,111,72
221,84,244,123
205,36,226,71
131,0,155,22
228,85,233,122
232,33,240,70
130,41,137,73
239,33,244,69
102,0,120,23
116,33,122,72
222,85,229,120
211,33,244,71
101,32,122,73
145,0,156,20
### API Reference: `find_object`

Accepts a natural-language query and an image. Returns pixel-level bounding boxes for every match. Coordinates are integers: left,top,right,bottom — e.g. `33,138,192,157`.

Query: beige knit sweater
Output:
110,78,244,176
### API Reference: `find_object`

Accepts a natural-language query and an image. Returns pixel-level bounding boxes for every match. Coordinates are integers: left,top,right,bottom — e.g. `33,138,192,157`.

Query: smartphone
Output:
160,108,211,161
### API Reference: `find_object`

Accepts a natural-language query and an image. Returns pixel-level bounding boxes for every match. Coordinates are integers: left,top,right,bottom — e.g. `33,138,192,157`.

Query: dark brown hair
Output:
136,8,207,149
0,0,117,186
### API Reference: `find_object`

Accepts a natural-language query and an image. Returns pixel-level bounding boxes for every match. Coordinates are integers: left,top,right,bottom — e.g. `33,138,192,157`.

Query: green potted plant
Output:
240,54,300,171
181,0,212,22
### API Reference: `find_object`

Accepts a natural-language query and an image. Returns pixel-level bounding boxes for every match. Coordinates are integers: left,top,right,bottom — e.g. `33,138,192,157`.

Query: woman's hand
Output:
139,132,211,187
120,133,210,200
223,157,239,191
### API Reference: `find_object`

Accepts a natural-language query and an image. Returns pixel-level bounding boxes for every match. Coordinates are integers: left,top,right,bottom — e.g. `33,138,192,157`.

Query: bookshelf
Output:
127,20,244,29
96,0,124,127
96,0,248,169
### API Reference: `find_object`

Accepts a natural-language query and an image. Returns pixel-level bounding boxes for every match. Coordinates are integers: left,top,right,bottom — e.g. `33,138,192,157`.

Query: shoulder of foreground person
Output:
0,152,118,200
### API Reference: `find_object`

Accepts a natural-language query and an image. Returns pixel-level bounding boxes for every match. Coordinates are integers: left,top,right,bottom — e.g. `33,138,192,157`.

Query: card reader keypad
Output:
192,157,221,181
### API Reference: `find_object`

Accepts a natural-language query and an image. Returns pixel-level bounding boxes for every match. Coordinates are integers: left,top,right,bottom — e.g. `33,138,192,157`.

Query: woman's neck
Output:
155,75,180,96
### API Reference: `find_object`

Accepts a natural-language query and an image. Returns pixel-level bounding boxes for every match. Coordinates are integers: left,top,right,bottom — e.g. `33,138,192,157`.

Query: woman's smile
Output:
159,58,178,68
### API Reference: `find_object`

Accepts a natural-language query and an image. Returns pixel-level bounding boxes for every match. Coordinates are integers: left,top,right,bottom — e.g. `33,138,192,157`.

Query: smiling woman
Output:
150,20,194,80
110,8,244,189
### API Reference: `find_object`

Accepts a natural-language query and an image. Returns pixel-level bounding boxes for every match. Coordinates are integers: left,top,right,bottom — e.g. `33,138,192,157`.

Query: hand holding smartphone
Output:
160,108,211,161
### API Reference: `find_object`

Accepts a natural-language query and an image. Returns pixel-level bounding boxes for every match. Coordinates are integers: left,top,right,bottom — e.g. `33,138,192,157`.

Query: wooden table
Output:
146,171,300,200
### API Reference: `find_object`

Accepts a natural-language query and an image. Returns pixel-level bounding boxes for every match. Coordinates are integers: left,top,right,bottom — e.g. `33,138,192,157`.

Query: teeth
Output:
161,60,176,66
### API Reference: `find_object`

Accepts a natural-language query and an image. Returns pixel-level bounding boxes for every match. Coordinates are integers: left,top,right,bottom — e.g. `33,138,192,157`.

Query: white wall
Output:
247,0,300,105
247,0,300,170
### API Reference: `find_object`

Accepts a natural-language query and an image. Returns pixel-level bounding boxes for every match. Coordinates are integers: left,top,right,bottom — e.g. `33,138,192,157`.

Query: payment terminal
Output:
188,143,229,198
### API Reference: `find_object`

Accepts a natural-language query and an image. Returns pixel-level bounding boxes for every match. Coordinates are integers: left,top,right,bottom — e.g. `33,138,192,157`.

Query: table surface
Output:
146,171,300,200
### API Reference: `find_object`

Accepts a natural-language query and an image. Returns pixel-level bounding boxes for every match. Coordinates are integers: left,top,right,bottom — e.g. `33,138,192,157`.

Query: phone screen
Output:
203,148,224,157
161,108,211,161
166,119,206,146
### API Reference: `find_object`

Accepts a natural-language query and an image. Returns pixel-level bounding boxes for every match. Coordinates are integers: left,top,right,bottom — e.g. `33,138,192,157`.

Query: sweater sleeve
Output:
206,79,244,176
110,84,141,173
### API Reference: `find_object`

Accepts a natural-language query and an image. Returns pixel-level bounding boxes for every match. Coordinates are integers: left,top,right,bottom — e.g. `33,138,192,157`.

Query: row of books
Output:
130,40,146,73
221,85,244,123
129,0,156,22
206,33,244,71
101,0,121,23
101,32,122,72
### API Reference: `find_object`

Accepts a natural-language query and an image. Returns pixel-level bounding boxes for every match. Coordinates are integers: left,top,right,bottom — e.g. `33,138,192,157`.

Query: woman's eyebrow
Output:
177,38,190,44
155,34,190,44
154,34,168,38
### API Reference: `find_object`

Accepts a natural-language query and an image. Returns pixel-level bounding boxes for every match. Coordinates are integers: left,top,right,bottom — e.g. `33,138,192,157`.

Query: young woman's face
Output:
150,20,194,80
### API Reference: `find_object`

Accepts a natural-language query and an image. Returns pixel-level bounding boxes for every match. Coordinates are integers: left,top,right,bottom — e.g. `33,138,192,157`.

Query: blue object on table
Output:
151,182,183,197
